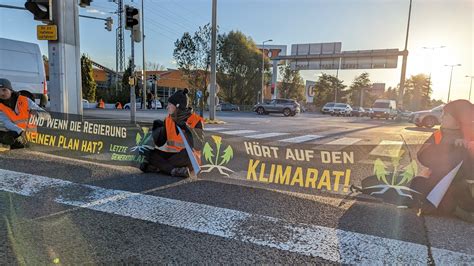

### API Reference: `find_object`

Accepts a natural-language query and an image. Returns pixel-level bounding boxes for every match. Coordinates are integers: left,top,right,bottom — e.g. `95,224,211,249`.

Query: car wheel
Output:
257,107,265,115
283,108,291,117
422,116,437,128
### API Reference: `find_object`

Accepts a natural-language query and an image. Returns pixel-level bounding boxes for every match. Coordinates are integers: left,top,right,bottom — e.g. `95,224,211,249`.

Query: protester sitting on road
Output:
0,78,46,149
140,88,204,177
410,99,473,220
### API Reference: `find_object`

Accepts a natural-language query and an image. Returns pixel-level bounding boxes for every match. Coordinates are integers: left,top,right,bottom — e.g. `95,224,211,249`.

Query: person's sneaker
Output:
139,163,159,173
171,167,190,178
0,144,10,152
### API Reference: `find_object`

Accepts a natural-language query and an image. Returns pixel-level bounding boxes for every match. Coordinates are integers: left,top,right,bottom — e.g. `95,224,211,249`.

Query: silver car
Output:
410,105,444,128
331,103,353,116
253,99,300,116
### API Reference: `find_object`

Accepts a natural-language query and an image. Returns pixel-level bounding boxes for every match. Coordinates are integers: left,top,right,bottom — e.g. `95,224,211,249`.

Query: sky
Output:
0,0,472,102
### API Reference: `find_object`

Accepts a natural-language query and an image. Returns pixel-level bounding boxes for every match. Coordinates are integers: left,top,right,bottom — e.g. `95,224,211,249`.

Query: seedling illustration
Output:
200,135,234,176
367,149,421,199
130,127,154,153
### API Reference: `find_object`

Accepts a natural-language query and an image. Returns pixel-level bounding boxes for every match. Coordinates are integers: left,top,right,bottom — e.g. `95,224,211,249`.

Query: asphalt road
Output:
1,110,472,264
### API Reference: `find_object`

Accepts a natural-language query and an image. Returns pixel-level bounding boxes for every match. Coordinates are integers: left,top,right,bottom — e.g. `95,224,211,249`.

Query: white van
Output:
370,99,397,119
0,38,48,106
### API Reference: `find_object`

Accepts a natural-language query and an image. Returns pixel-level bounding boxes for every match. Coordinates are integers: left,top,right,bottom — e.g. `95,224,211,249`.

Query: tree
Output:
278,63,305,101
347,72,374,107
146,61,166,71
383,86,399,100
80,54,97,102
217,30,267,105
404,74,432,111
312,73,346,106
174,24,214,110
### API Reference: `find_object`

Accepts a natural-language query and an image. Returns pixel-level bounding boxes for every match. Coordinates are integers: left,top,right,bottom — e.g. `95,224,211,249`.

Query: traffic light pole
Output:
209,0,217,121
130,35,136,123
48,0,82,115
141,0,147,110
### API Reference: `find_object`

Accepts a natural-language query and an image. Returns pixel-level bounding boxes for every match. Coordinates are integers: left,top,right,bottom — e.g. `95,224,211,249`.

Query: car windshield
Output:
335,104,346,107
373,102,389,108
324,103,335,107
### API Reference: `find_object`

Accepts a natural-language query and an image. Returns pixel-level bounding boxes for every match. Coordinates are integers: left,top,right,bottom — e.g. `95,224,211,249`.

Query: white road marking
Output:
205,127,228,131
316,137,363,151
279,134,323,143
324,137,362,146
369,140,404,158
245,132,289,139
220,130,258,135
0,169,472,264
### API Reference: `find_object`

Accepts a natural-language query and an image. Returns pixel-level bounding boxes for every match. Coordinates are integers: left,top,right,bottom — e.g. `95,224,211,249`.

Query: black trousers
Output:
147,149,191,175
0,131,18,145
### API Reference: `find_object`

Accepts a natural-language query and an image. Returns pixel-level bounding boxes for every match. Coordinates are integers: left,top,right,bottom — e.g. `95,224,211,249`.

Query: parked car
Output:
124,98,163,110
351,106,368,117
370,99,398,119
218,103,240,111
253,98,300,116
321,102,336,114
331,103,353,116
410,105,444,128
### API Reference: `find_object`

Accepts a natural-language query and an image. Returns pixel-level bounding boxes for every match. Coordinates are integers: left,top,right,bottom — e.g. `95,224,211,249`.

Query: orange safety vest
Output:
433,130,443,145
0,95,32,130
159,113,204,164
98,100,105,109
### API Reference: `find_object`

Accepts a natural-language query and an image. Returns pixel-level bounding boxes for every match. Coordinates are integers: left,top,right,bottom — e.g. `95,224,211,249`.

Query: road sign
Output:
37,25,57,40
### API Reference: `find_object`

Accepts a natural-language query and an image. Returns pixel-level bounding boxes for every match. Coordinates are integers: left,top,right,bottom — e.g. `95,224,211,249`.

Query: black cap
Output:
168,88,189,110
0,78,13,90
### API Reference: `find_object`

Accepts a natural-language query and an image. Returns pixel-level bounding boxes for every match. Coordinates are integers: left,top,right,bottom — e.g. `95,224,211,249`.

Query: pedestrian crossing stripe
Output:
369,140,404,158
279,135,323,143
0,169,472,264
220,130,258,135
245,132,289,139
205,127,228,131
315,138,363,151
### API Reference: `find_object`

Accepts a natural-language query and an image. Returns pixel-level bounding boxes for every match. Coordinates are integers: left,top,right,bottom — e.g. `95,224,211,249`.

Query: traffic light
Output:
125,6,139,30
79,0,93,8
105,17,113,32
24,0,52,22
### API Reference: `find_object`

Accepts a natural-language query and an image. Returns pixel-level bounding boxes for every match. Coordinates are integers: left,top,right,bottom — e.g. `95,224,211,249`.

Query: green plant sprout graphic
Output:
200,135,234,177
130,127,154,153
367,149,421,199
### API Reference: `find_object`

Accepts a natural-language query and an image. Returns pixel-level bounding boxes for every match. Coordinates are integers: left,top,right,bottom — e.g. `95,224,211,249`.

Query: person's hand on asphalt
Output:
16,131,28,145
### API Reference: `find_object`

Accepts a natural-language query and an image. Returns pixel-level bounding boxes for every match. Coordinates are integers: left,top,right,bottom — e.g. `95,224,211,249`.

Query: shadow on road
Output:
404,127,436,133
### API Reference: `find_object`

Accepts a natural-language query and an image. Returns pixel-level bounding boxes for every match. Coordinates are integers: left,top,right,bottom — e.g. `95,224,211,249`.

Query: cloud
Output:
86,8,106,15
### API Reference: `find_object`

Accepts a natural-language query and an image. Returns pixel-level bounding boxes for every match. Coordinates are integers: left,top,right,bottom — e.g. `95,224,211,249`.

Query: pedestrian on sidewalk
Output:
140,88,204,177
410,99,473,220
0,78,46,149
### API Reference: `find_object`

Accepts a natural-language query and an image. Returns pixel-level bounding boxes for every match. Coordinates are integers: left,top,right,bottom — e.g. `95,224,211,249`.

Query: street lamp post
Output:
422,45,445,82
466,75,474,101
445,64,461,102
261,39,272,103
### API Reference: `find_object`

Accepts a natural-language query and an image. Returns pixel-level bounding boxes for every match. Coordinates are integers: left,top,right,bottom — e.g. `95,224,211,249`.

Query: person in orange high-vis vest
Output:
98,98,105,109
140,88,204,178
410,99,473,220
0,78,45,149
